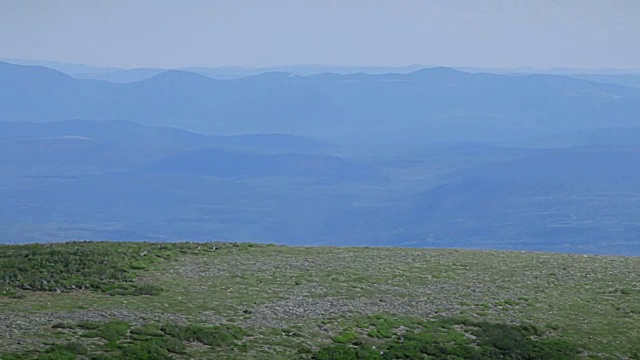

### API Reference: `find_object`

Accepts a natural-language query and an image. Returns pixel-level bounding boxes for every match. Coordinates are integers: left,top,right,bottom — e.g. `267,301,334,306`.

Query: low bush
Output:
333,331,359,344
315,345,357,360
0,242,220,295
314,317,580,360
82,320,130,342
46,342,88,356
161,323,245,347
131,323,164,337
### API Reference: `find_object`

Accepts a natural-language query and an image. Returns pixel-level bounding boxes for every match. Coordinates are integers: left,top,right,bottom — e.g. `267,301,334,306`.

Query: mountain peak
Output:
0,60,73,82
140,69,218,85
409,66,471,78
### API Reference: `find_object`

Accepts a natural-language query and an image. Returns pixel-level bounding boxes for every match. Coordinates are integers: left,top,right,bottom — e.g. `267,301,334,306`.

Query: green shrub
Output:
131,323,164,337
35,350,76,360
51,322,74,330
0,242,224,295
315,345,357,360
333,331,359,344
77,321,101,330
367,320,394,339
315,345,383,360
107,284,162,296
1,355,25,360
153,337,186,354
121,342,172,360
46,343,88,356
161,323,245,347
82,320,130,342
315,318,580,360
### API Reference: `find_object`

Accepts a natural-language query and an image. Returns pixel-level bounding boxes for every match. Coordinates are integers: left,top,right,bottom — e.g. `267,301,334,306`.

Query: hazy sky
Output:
1,0,638,69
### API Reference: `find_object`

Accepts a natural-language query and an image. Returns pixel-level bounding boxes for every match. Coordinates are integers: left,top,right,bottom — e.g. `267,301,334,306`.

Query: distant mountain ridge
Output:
6,58,640,83
2,61,640,147
1,58,429,82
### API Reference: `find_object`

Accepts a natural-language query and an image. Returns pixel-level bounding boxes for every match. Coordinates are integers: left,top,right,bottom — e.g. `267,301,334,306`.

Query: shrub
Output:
315,318,581,360
333,331,359,344
153,337,186,354
315,345,357,360
46,342,88,356
161,323,245,347
82,320,130,342
0,242,222,295
36,350,76,360
131,323,164,337
121,342,172,360
107,284,162,296
77,321,101,330
51,322,74,330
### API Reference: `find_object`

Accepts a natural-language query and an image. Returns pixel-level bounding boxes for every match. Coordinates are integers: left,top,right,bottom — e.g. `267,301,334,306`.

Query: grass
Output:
1,242,640,358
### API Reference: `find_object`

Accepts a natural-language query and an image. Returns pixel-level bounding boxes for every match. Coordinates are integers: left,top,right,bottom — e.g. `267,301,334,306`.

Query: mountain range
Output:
5,58,640,88
1,61,640,254
3,61,640,148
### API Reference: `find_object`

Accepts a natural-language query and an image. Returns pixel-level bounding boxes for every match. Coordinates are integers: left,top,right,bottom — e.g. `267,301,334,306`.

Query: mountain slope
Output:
392,149,640,254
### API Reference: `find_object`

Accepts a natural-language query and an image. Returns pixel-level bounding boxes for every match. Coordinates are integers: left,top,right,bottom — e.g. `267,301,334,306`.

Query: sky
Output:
0,0,638,69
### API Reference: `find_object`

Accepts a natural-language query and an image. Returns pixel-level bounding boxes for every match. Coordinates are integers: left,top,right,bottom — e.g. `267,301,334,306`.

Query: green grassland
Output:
1,242,639,359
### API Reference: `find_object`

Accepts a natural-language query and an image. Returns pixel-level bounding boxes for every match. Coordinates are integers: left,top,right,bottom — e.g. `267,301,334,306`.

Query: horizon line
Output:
2,57,640,74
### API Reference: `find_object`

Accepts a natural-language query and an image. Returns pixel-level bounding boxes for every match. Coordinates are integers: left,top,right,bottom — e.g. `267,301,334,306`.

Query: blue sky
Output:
1,0,638,69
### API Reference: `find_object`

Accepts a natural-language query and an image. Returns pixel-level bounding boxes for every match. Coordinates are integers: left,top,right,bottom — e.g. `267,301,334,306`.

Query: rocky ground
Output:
1,243,639,358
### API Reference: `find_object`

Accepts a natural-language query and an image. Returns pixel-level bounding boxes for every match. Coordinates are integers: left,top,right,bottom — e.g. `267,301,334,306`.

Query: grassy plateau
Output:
1,242,639,359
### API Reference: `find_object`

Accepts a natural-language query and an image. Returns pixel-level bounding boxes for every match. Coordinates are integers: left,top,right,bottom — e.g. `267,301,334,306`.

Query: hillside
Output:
382,149,640,254
1,242,639,359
